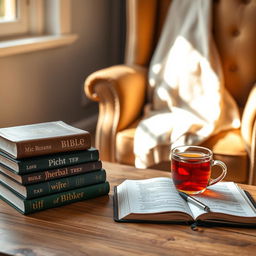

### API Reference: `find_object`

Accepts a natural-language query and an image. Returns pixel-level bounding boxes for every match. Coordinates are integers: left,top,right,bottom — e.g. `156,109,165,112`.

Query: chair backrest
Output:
125,0,256,108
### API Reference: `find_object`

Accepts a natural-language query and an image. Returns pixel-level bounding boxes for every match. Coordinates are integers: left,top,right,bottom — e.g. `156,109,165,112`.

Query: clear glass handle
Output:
208,160,227,186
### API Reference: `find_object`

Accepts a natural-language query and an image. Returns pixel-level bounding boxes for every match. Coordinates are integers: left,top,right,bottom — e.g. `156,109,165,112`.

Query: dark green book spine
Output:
24,169,106,199
16,148,99,174
23,182,110,214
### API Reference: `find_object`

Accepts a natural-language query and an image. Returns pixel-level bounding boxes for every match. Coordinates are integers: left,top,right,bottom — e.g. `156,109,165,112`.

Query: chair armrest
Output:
248,120,256,185
84,64,147,161
241,84,256,184
241,84,256,150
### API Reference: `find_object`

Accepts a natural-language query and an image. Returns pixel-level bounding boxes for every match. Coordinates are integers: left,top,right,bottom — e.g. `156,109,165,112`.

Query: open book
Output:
113,178,256,226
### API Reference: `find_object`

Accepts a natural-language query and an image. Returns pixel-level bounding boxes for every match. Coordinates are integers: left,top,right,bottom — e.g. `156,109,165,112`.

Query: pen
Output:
179,191,211,212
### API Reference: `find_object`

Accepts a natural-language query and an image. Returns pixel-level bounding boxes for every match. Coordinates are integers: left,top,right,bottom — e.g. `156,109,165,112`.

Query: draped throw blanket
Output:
134,0,240,168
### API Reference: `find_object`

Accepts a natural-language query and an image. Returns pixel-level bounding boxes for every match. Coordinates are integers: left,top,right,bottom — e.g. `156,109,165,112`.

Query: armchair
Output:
85,0,256,184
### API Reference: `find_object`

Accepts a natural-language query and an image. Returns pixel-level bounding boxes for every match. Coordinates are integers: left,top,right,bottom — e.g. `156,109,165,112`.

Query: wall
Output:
0,0,124,131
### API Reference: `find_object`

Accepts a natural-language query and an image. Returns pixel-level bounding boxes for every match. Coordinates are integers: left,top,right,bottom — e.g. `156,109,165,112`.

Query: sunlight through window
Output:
0,0,17,22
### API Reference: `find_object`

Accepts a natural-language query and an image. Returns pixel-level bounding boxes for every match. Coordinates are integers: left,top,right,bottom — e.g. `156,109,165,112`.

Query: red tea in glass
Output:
171,146,227,194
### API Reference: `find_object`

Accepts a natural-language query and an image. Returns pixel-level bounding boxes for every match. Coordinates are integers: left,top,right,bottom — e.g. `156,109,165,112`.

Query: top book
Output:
0,121,91,159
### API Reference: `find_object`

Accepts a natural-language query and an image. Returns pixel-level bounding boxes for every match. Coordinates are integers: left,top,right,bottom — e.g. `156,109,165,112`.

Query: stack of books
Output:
0,121,110,214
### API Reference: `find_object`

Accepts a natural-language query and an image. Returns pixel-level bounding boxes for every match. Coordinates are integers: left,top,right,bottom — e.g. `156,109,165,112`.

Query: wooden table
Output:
0,162,256,256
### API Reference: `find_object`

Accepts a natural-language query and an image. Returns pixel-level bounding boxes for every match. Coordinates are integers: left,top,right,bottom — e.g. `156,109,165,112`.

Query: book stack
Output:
0,121,110,214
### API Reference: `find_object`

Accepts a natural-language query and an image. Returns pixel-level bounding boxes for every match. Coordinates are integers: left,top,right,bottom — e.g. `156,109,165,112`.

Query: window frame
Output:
0,0,77,57
0,0,29,37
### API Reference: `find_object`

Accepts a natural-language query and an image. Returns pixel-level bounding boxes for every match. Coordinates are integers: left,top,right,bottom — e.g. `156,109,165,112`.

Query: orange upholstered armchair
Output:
84,0,256,184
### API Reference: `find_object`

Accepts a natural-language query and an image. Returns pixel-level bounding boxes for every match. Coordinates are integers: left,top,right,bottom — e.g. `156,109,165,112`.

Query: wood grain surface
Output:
0,162,256,256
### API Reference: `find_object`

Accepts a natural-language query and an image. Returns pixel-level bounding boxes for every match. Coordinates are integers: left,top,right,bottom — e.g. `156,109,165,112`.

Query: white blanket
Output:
134,0,240,168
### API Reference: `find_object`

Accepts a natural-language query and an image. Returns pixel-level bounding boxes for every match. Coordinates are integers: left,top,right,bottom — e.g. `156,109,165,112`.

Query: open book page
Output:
188,182,256,220
117,177,192,220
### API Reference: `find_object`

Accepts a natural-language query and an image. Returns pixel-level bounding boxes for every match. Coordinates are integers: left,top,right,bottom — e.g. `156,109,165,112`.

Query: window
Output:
0,0,17,21
0,0,77,57
0,0,28,37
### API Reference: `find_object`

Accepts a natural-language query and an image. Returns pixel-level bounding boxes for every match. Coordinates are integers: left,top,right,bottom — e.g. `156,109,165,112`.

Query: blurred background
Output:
0,0,125,134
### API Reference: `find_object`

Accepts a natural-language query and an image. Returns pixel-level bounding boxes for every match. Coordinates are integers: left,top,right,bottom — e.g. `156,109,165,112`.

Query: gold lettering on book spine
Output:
33,188,43,194
24,145,52,153
32,200,44,210
50,181,68,190
70,167,82,174
45,168,68,180
24,146,34,153
60,192,85,202
60,138,85,148
48,157,66,167
28,174,42,182
35,145,51,151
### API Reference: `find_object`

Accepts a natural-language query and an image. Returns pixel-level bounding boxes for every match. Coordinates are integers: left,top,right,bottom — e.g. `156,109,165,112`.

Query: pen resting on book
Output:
179,191,211,212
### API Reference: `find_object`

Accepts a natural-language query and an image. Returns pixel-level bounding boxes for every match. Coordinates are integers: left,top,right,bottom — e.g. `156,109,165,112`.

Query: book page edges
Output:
123,212,193,222
113,186,193,223
0,121,89,142
196,211,256,224
0,136,17,158
196,188,256,224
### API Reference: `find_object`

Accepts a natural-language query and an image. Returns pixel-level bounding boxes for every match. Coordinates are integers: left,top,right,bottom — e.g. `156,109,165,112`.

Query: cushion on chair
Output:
116,125,248,183
116,121,138,165
200,129,246,156
200,129,248,183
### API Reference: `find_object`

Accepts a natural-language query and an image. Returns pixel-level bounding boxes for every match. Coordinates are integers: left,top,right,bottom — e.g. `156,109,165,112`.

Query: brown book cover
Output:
0,121,91,159
0,160,102,185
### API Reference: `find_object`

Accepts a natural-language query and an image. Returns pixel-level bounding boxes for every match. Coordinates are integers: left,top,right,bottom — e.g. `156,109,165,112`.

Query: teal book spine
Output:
23,182,110,214
0,148,99,174
23,169,106,199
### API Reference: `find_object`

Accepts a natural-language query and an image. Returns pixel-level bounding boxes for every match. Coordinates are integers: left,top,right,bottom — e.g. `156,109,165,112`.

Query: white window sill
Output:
0,34,78,57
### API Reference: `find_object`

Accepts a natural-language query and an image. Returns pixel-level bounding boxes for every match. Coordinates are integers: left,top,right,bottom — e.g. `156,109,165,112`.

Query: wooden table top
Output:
0,161,256,256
